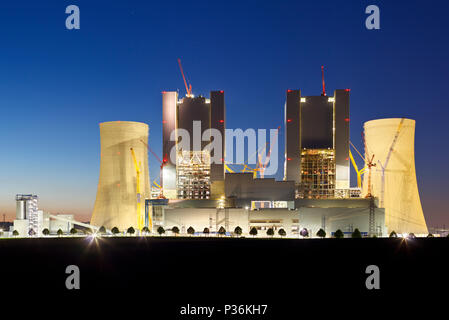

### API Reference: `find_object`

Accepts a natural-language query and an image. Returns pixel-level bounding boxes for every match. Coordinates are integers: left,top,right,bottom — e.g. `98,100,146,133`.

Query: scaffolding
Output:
298,149,336,199
176,150,211,199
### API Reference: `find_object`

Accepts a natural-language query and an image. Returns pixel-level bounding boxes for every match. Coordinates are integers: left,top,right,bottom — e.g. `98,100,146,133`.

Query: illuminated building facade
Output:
162,91,225,200
284,89,350,198
14,194,40,236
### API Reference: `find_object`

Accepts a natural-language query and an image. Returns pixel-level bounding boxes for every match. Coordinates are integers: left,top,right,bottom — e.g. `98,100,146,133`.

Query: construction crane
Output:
362,132,377,236
224,142,268,178
349,141,366,189
178,58,192,97
365,154,376,198
140,139,167,199
224,163,235,173
321,65,326,96
130,148,145,231
259,126,281,178
225,163,258,178
377,118,404,207
362,132,376,198
243,164,260,179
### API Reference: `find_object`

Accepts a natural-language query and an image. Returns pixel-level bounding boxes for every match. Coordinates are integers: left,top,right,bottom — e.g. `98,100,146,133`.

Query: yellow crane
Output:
224,164,235,173
259,126,280,178
224,141,271,179
130,148,146,231
349,142,367,189
225,163,259,178
140,139,166,199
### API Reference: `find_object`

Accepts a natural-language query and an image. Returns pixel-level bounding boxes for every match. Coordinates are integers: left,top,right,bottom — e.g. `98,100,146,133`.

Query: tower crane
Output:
349,141,367,189
362,132,376,236
224,142,268,178
225,162,259,179
140,139,167,199
259,126,281,178
362,132,376,198
178,58,192,97
130,148,145,231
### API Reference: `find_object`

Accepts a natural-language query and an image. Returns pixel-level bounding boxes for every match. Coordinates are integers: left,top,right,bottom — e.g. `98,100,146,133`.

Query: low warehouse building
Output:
159,198,385,237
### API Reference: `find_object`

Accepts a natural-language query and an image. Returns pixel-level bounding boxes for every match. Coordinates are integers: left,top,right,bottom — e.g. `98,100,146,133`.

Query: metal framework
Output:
369,196,376,236
176,150,211,199
299,149,336,199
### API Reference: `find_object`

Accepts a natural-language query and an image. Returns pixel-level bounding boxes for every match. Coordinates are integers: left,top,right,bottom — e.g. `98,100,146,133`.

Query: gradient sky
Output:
0,1,448,227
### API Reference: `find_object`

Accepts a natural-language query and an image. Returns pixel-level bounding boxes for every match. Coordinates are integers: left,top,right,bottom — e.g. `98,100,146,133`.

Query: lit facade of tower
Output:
284,89,350,198
162,91,225,200
91,121,150,230
362,118,428,234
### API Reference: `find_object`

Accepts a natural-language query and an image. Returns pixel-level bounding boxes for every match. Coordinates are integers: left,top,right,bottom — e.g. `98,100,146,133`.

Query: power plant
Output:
6,65,429,237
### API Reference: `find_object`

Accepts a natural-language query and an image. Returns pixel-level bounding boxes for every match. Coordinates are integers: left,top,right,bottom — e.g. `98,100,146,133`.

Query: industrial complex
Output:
6,65,428,238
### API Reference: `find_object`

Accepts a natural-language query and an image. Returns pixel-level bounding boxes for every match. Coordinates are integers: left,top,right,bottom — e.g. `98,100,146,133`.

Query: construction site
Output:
9,63,428,238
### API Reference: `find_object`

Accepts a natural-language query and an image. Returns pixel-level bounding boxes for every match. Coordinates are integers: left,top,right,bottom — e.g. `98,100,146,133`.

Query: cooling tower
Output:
362,118,427,234
91,121,150,230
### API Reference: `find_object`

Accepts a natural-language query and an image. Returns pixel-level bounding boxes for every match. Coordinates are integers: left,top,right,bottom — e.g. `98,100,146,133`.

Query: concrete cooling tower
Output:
91,121,150,231
362,118,427,234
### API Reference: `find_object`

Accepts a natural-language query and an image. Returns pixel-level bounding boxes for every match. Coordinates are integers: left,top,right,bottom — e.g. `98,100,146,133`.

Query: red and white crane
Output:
178,58,192,97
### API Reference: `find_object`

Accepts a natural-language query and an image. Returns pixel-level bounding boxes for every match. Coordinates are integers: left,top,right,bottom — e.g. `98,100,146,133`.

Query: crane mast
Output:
130,148,145,231
321,65,326,96
362,132,377,236
140,139,166,199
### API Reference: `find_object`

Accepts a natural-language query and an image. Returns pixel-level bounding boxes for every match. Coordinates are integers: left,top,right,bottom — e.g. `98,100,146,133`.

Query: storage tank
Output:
16,200,26,219
90,121,150,231
362,118,427,234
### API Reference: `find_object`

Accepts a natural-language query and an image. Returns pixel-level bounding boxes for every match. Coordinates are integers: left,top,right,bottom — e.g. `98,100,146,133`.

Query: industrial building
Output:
3,64,428,238
0,66,405,238
12,194,75,236
87,74,428,237
162,90,225,200
87,65,386,237
145,81,388,237
284,88,351,198
145,197,385,238
14,194,41,236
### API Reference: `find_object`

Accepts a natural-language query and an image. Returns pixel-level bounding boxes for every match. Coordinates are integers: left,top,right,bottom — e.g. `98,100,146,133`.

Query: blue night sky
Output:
0,1,448,227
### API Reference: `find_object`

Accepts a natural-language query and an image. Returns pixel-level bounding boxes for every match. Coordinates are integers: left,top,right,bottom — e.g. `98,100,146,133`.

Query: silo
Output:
90,121,150,231
362,118,428,234
16,200,26,219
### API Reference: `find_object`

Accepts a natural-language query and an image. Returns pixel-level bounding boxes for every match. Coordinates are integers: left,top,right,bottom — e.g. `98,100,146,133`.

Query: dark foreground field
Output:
1,236,447,316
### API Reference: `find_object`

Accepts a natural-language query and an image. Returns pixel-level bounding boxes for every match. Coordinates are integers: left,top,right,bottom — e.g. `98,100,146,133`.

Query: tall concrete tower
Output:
162,91,226,200
284,89,350,198
91,121,150,230
363,118,428,234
